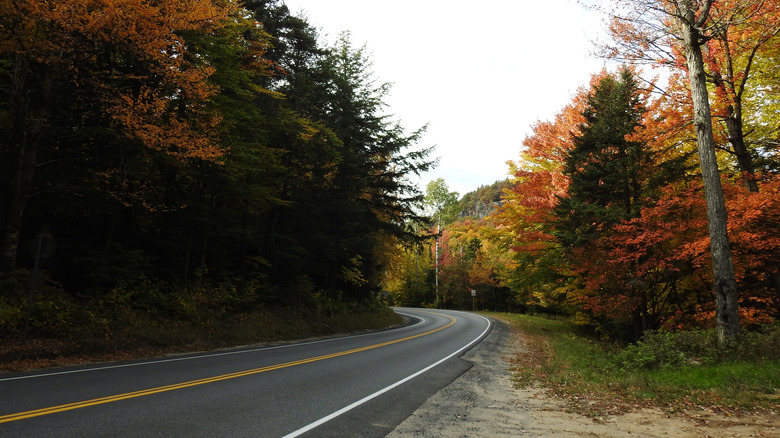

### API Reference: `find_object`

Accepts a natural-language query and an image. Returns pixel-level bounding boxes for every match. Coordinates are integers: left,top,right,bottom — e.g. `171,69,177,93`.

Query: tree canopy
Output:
0,0,433,340
2,0,777,346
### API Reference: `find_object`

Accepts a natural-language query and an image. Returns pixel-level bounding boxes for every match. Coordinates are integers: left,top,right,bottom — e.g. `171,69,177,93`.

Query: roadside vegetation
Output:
3,0,779,391
0,279,400,373
495,312,780,415
1,0,428,362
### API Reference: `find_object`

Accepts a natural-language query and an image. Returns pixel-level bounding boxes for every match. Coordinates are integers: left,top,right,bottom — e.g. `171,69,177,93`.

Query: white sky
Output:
282,0,609,196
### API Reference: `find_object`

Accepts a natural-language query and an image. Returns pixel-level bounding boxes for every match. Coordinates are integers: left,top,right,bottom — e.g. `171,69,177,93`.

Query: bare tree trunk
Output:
0,56,48,273
677,0,740,346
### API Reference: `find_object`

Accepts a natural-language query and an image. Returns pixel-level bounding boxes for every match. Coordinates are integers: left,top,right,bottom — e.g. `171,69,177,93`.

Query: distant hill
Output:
457,179,511,219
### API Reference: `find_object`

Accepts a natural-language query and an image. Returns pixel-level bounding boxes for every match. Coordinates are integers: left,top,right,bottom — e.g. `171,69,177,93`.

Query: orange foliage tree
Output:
591,174,780,332
496,84,587,311
0,0,238,270
701,0,780,191
601,0,780,342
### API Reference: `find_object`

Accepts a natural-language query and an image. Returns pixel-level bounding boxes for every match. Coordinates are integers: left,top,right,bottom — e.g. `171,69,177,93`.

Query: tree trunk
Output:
708,34,760,193
0,56,48,273
712,73,760,192
0,165,30,272
723,106,759,192
678,0,740,346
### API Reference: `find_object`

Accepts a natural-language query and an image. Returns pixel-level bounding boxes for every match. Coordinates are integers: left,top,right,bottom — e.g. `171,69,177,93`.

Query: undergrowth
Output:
0,274,401,373
493,312,780,416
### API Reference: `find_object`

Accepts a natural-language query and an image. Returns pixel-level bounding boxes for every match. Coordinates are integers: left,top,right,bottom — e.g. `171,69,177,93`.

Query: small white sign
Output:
471,289,476,297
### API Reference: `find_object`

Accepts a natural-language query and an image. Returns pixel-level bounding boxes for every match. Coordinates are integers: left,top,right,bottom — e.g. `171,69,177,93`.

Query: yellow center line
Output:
0,311,455,424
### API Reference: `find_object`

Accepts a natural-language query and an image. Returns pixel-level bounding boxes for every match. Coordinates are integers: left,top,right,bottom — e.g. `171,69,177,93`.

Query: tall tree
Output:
605,0,746,344
498,90,586,312
674,0,740,344
607,0,779,190
425,179,460,228
552,68,691,337
258,30,433,300
555,68,660,246
424,178,459,307
165,5,285,280
703,0,780,191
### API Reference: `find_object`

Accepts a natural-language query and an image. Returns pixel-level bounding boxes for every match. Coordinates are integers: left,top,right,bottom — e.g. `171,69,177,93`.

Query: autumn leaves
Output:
0,0,433,333
496,0,780,340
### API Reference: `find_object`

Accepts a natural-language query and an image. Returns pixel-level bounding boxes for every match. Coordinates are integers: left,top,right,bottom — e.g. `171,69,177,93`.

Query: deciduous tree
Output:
603,0,749,344
0,0,236,272
424,178,459,307
497,88,586,312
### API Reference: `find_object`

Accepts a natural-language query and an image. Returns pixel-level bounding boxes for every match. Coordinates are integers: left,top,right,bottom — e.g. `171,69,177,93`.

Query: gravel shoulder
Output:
386,316,779,438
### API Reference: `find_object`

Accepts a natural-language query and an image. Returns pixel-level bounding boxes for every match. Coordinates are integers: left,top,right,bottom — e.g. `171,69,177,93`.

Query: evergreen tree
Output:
553,68,691,338
555,68,671,247
304,32,433,299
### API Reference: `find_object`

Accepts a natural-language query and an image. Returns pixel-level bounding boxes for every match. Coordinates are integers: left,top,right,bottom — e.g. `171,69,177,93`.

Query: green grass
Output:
490,312,780,415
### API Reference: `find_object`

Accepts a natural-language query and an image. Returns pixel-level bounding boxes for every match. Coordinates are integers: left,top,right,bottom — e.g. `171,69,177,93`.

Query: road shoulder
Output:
387,316,779,438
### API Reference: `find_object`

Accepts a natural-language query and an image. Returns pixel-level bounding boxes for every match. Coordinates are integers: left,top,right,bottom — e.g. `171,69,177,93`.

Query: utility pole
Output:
434,216,440,308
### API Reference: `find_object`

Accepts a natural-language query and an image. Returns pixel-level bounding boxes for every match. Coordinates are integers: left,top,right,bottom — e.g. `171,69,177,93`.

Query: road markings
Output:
0,312,425,383
282,311,492,438
0,313,455,424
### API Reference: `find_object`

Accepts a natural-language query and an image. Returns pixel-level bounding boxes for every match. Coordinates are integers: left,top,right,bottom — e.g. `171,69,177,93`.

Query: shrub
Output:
613,326,780,371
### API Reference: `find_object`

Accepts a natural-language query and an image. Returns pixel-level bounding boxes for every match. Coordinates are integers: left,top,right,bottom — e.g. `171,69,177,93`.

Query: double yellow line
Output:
1,312,455,424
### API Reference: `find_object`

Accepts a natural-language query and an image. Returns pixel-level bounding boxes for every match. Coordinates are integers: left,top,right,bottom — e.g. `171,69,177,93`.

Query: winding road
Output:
0,308,491,437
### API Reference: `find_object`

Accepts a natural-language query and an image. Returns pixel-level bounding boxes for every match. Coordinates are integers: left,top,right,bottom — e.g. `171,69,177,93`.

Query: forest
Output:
1,0,779,353
387,0,780,344
0,0,432,349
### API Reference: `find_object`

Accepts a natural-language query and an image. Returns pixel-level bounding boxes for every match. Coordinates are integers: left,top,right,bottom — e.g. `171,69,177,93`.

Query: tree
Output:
425,179,460,227
550,68,691,337
604,0,745,344
498,89,586,313
703,0,780,191
424,178,459,307
165,5,285,280
0,0,236,272
674,0,741,344
258,31,433,300
606,0,780,183
381,235,435,307
555,68,657,246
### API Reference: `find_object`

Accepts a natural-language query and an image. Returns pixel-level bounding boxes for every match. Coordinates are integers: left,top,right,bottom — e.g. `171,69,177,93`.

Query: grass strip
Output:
490,312,780,416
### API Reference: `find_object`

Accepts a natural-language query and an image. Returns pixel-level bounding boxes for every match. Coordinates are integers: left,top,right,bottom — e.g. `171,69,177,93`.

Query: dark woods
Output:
0,0,432,343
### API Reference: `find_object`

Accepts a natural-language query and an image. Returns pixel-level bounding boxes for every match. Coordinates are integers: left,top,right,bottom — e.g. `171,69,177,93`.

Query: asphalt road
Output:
0,308,492,437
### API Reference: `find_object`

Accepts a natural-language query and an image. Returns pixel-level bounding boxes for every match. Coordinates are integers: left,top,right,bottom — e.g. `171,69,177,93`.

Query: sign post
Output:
471,289,476,311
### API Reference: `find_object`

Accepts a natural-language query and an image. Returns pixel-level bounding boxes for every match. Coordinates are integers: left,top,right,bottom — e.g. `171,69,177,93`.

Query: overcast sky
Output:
282,0,609,196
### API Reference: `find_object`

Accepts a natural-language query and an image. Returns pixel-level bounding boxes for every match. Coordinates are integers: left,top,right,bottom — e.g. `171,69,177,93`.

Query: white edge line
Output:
0,310,425,383
281,312,492,438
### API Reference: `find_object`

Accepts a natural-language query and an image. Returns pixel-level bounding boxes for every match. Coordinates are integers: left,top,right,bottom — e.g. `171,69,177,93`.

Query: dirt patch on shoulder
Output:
387,318,779,438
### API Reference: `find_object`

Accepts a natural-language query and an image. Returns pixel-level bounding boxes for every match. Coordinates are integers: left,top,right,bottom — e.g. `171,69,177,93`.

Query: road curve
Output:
0,308,491,437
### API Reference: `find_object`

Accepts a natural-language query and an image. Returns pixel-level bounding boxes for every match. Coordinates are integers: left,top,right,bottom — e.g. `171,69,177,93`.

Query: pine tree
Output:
555,68,659,247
